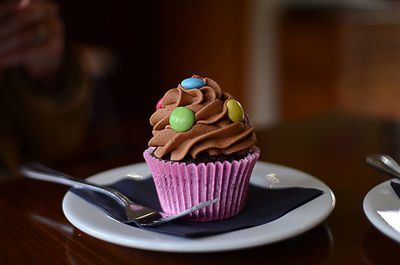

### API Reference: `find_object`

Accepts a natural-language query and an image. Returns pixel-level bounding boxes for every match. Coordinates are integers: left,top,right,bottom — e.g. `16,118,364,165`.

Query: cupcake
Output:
143,75,259,221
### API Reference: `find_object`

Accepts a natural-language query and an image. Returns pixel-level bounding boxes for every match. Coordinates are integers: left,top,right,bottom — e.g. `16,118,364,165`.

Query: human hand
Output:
0,0,65,80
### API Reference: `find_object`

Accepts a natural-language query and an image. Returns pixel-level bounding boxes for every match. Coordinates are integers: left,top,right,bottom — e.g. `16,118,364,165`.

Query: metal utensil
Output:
20,162,218,227
365,154,400,180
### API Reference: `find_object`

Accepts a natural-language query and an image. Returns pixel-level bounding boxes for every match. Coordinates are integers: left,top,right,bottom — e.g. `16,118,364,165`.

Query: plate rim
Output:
363,179,400,243
62,161,336,252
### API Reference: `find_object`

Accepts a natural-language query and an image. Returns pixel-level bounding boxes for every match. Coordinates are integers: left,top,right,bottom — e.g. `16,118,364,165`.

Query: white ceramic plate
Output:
363,180,400,243
62,161,335,252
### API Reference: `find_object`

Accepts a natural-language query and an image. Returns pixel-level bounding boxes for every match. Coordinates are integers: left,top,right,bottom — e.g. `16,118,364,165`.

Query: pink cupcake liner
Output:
143,147,260,222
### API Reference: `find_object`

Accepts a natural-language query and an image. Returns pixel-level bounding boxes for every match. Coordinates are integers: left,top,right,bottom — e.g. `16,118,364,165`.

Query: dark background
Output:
52,0,400,171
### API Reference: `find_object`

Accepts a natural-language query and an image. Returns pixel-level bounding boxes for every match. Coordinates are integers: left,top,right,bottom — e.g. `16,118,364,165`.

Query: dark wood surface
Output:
1,112,399,264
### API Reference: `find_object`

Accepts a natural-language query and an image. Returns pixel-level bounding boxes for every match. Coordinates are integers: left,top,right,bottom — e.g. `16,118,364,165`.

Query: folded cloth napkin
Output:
391,182,400,198
70,178,323,237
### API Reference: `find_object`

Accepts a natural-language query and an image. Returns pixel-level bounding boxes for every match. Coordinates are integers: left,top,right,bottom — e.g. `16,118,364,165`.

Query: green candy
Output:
227,99,244,122
169,107,195,132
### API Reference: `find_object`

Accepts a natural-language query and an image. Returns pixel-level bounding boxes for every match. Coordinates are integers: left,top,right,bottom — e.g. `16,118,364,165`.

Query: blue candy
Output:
181,78,205,89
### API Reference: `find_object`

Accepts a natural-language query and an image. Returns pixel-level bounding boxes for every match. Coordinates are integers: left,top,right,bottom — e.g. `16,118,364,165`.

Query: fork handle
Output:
366,154,400,180
20,162,126,206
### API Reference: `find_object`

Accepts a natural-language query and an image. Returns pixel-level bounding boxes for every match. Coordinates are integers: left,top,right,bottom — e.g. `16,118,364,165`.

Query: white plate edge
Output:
363,180,400,243
62,161,336,252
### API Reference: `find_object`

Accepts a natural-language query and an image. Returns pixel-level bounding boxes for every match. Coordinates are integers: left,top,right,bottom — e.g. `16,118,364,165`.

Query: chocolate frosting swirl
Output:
149,75,256,161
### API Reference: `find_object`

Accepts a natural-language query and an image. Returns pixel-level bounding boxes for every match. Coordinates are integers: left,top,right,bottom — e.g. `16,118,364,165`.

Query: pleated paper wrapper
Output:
143,147,260,221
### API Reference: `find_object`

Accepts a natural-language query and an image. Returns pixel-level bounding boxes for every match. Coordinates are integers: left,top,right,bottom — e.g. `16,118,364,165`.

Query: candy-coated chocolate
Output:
227,99,244,122
181,78,205,89
156,97,163,110
169,107,195,132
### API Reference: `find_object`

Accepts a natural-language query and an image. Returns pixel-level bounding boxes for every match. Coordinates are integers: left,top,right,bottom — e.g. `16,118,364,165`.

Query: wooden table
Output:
1,113,399,264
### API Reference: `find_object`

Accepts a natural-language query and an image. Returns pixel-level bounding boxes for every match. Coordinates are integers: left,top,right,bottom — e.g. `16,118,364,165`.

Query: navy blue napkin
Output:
70,178,323,237
391,182,400,198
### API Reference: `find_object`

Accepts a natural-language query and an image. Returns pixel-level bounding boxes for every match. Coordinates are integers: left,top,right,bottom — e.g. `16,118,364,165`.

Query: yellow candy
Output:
227,99,244,122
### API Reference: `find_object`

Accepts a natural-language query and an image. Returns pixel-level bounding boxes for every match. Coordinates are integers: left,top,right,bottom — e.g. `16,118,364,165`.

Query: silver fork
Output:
366,154,400,180
20,163,218,227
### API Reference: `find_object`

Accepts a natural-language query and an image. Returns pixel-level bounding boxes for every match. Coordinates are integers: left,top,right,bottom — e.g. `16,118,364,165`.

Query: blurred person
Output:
0,0,92,179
